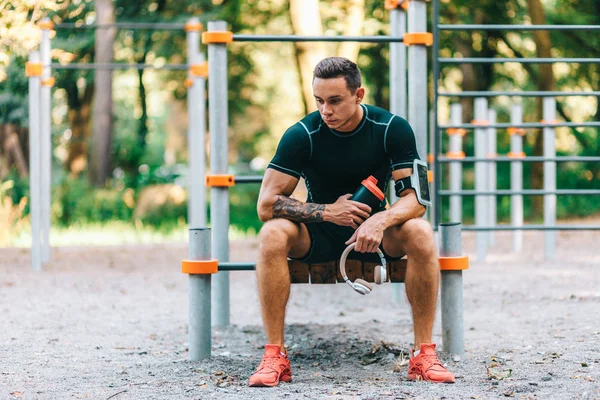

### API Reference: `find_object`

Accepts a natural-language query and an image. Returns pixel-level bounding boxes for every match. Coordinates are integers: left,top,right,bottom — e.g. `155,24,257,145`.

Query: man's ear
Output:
355,87,365,103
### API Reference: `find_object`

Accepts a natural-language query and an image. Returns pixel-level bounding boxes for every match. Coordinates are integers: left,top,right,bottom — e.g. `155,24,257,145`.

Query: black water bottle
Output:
350,176,385,211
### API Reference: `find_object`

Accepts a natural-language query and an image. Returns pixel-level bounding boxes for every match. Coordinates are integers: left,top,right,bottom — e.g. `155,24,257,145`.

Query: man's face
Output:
313,77,364,132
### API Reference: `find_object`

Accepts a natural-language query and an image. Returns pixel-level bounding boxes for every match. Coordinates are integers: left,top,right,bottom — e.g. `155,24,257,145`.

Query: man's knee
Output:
401,218,435,257
258,219,299,255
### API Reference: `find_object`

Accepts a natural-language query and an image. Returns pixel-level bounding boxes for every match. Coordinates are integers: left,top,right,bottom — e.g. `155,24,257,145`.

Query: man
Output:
249,57,455,387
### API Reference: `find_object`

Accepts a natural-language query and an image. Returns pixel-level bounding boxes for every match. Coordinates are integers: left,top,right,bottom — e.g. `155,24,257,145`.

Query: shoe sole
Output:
249,373,292,387
407,372,455,383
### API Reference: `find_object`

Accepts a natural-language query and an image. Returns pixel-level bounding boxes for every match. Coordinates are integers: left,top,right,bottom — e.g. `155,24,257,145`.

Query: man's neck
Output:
336,104,364,132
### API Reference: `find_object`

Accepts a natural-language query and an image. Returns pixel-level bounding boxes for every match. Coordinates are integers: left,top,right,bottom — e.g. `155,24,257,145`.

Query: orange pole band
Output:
38,20,54,30
202,31,233,44
507,151,526,159
206,174,235,187
385,0,409,11
427,153,435,163
184,78,193,88
439,256,469,271
507,127,526,136
446,151,465,159
190,62,208,78
25,62,43,77
42,77,55,87
427,171,434,183
471,119,489,126
403,32,433,46
181,259,219,274
447,128,467,136
184,22,203,32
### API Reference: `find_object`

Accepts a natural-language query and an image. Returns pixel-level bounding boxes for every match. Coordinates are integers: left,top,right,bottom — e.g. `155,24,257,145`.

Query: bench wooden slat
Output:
288,260,309,284
288,258,408,284
309,261,337,284
342,259,363,283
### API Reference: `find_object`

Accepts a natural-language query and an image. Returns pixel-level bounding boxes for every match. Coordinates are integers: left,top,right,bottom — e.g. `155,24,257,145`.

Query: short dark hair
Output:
313,57,362,93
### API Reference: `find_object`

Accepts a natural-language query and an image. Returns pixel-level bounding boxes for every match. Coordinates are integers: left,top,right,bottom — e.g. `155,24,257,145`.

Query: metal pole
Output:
187,228,212,361
510,104,524,252
186,18,207,229
439,222,464,356
428,109,436,227
487,108,497,246
432,0,441,228
208,21,231,327
389,5,406,304
449,104,463,223
407,0,428,166
474,98,488,262
543,98,556,260
389,6,407,119
40,19,52,263
28,52,42,272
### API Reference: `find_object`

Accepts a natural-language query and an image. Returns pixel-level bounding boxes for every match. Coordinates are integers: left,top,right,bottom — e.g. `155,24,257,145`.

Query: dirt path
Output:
1,230,599,399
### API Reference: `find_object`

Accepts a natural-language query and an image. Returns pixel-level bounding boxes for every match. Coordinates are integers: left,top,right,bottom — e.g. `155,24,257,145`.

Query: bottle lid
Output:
361,176,385,201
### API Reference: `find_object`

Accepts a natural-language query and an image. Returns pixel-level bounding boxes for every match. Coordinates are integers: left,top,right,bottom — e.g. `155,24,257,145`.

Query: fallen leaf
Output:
487,367,512,380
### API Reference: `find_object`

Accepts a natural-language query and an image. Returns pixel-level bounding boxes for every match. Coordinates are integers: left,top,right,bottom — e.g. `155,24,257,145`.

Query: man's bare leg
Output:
255,219,311,348
382,218,439,349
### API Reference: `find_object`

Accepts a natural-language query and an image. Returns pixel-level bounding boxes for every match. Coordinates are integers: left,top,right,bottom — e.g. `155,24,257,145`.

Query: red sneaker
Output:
407,343,455,383
248,344,292,387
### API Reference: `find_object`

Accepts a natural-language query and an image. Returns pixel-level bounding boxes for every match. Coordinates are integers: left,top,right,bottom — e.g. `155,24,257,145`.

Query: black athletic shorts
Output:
290,221,402,264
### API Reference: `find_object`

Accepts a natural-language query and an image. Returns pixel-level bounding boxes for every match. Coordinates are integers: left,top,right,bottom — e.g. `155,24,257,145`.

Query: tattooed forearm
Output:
272,195,325,223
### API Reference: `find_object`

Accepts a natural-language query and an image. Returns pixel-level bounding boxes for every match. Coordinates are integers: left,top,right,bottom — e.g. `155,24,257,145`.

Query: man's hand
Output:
345,211,388,253
324,194,371,229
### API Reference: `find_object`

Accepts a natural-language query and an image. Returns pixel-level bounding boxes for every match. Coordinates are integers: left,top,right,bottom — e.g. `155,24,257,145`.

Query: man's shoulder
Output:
290,110,323,134
363,104,394,124
364,104,411,128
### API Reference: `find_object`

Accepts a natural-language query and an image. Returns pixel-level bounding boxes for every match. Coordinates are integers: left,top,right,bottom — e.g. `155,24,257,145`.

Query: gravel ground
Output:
1,229,599,400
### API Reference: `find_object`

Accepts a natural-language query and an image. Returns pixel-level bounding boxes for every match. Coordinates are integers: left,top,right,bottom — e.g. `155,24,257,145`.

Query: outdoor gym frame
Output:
200,0,432,331
431,0,600,262
26,17,209,271
182,0,472,361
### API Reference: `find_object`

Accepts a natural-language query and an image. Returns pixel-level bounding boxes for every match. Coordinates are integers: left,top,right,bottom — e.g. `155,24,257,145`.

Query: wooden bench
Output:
288,258,407,284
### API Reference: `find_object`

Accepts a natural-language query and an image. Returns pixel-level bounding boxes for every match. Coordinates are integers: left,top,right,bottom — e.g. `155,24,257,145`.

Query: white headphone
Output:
339,243,387,295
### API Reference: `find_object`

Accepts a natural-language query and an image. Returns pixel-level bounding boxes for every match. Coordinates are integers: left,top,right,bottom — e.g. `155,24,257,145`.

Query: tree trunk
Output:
289,0,327,114
3,124,28,178
336,0,365,62
66,84,94,176
526,0,555,219
89,0,116,186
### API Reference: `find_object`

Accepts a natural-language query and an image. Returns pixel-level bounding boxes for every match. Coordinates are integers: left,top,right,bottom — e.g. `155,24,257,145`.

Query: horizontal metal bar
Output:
55,22,187,30
437,156,600,163
218,262,255,271
232,34,402,43
439,189,600,196
438,24,600,31
439,122,600,129
439,58,600,64
437,91,600,98
50,63,188,70
461,224,600,231
235,175,264,184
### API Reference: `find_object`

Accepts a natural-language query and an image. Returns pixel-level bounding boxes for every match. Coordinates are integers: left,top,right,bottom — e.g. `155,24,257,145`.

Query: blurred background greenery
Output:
0,0,598,246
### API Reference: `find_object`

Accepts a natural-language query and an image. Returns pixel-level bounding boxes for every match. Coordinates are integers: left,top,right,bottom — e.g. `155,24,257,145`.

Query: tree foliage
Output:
0,0,597,235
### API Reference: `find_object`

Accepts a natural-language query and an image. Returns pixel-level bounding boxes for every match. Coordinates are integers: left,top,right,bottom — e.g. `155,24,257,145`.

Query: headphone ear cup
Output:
373,265,385,285
353,278,373,295
374,265,385,285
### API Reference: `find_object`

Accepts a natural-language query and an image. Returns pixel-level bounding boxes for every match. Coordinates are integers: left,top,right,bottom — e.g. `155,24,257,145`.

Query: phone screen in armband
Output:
417,163,431,203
